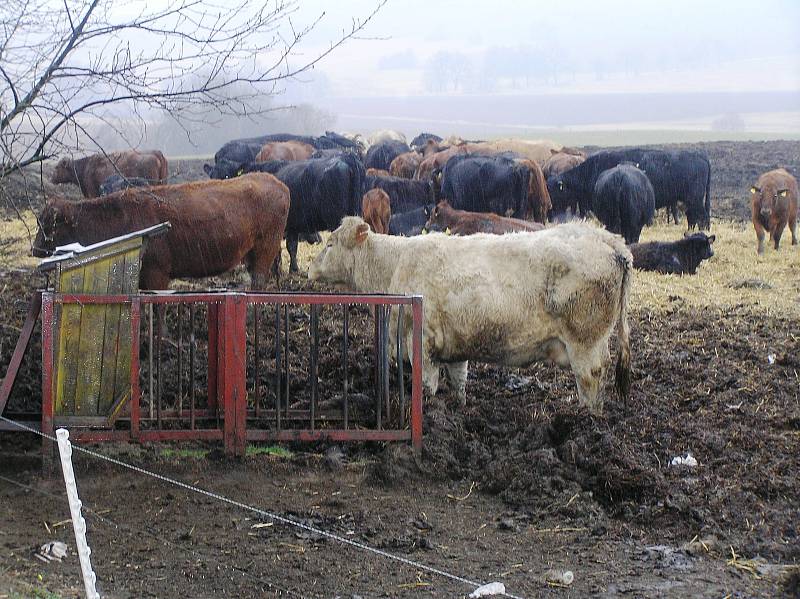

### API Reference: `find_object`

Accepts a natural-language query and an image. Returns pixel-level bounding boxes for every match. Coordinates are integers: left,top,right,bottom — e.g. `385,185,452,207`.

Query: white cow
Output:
367,129,407,147
308,217,632,413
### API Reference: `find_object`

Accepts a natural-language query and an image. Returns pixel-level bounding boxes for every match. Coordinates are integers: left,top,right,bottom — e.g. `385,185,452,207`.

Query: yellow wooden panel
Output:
73,256,111,415
54,268,85,415
99,255,128,413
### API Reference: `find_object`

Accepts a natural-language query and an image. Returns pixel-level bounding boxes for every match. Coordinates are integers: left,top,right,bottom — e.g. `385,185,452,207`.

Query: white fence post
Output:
56,428,101,599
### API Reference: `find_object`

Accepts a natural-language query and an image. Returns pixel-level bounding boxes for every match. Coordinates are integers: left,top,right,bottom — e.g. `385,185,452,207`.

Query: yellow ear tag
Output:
779,190,788,197
749,187,756,194
237,168,244,176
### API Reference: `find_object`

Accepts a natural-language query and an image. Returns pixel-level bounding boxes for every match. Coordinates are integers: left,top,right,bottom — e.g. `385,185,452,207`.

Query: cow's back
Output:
385,224,629,363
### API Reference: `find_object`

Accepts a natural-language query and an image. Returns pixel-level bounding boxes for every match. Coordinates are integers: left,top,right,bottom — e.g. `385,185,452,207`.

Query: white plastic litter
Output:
544,569,575,585
767,353,776,365
34,541,68,562
469,582,506,597
670,453,698,468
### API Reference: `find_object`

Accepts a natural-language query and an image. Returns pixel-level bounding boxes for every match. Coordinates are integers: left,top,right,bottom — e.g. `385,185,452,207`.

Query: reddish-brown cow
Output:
543,151,586,179
425,200,545,236
389,152,422,179
366,168,391,178
751,168,798,254
515,158,552,223
51,150,168,198
416,145,469,181
33,173,290,289
362,188,392,235
255,141,315,163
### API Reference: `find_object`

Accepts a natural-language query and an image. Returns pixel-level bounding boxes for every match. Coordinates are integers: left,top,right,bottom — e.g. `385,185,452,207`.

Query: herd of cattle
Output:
32,130,798,411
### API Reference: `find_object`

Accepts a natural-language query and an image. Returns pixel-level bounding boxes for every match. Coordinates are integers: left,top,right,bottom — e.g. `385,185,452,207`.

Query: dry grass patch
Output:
0,210,39,270
631,220,799,317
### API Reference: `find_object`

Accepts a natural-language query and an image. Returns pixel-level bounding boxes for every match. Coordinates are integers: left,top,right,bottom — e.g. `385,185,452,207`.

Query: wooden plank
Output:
113,249,137,408
74,256,111,416
55,266,85,415
98,254,126,414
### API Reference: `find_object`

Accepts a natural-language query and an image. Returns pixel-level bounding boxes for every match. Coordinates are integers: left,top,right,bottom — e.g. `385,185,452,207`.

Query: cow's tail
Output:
704,157,712,230
614,249,632,402
530,161,551,223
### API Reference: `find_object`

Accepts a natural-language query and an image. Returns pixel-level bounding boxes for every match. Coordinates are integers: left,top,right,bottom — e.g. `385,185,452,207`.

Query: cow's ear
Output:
708,235,716,243
355,223,370,244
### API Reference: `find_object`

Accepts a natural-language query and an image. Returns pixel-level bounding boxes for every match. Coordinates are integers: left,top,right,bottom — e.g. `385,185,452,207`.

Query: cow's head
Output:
50,157,76,184
203,159,241,179
751,182,790,223
308,217,370,285
33,199,77,257
683,231,716,266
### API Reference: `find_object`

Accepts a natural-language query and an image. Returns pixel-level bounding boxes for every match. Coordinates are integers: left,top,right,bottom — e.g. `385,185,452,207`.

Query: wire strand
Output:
0,415,525,599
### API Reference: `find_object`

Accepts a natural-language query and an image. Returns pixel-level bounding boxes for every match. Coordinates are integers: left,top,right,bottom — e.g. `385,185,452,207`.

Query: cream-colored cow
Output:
309,217,632,414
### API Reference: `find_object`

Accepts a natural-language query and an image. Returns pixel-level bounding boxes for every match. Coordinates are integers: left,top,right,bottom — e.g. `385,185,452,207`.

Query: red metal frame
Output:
32,291,424,457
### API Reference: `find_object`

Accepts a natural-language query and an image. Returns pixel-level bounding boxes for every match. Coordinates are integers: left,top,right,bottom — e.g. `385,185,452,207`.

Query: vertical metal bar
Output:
155,304,162,430
220,295,247,457
382,305,390,425
283,304,289,418
274,303,281,431
397,304,405,427
310,304,319,430
177,302,183,419
130,297,141,440
375,305,382,430
254,304,260,419
148,302,153,420
189,303,196,431
342,303,349,430
207,301,219,416
41,292,55,469
411,296,424,454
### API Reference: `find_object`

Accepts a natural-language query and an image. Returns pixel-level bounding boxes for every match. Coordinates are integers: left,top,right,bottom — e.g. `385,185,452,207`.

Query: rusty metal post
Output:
207,301,219,414
130,297,141,440
221,294,247,457
410,296,424,454
41,292,55,468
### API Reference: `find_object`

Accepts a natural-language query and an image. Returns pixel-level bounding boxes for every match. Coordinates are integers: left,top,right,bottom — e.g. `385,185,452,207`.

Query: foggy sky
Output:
287,0,800,97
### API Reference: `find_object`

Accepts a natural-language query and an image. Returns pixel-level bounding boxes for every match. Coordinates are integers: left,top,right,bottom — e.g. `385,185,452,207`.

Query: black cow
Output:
410,133,443,152
629,232,715,275
99,174,153,195
204,133,358,180
593,163,656,243
363,175,435,214
439,154,531,219
388,205,435,236
246,154,365,272
365,140,411,171
548,149,711,229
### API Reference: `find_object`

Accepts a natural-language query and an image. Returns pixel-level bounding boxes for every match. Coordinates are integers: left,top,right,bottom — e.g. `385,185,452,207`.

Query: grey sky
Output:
288,0,800,96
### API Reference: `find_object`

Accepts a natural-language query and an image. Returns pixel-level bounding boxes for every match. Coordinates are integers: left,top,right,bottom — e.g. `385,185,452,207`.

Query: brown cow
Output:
255,141,315,163
416,145,469,181
366,168,391,177
515,158,552,223
33,173,290,289
389,152,422,179
362,188,392,235
543,151,587,179
751,168,798,254
425,200,545,236
51,150,168,198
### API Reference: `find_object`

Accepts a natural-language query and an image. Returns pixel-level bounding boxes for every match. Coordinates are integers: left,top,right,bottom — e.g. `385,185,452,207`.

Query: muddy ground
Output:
1,140,799,598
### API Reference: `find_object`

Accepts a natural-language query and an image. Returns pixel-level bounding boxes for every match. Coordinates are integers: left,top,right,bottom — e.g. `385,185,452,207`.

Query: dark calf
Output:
629,232,715,275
